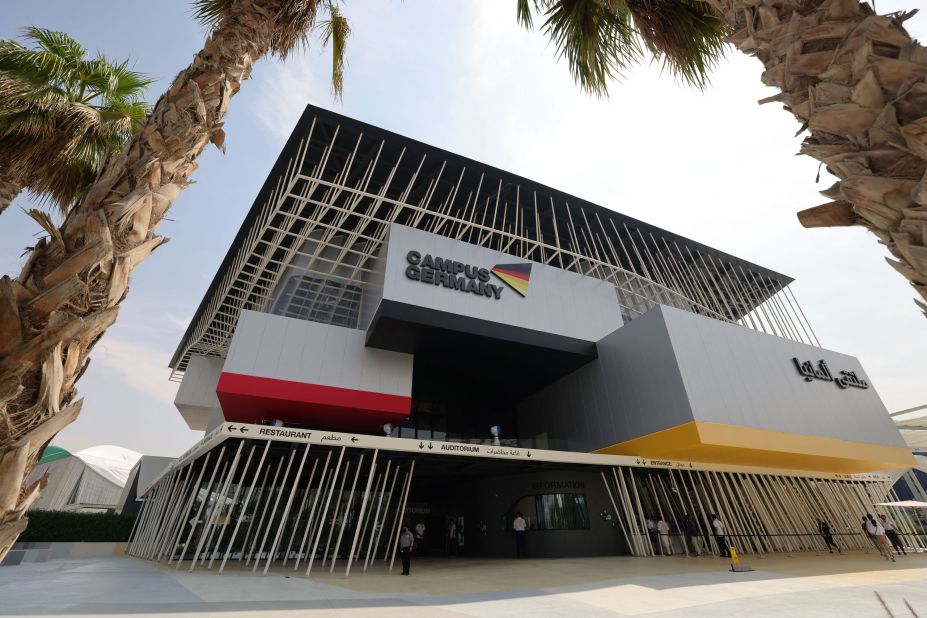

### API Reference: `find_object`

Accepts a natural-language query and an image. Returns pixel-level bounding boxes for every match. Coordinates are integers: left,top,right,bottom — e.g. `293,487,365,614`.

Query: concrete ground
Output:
1,551,926,617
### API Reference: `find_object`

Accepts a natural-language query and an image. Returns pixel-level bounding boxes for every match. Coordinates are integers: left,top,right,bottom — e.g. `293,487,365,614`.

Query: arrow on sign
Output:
351,436,359,443
239,426,248,434
526,451,531,458
228,425,237,432
418,442,425,449
427,442,433,450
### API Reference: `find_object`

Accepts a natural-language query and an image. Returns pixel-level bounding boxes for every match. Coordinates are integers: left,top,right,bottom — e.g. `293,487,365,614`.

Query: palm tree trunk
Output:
712,0,927,315
0,0,297,560
0,174,23,216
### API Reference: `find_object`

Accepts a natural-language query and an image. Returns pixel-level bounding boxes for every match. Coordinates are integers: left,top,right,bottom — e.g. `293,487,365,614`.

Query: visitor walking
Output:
657,517,673,556
879,514,906,556
513,511,527,558
646,516,659,554
414,520,426,555
683,515,702,556
712,514,730,557
861,515,881,554
817,518,842,554
865,514,895,562
399,526,414,575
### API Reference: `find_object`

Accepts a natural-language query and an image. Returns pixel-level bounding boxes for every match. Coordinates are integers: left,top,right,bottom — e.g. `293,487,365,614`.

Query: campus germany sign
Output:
404,249,533,299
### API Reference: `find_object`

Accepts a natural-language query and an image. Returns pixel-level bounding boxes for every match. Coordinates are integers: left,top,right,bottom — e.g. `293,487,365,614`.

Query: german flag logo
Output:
491,262,532,297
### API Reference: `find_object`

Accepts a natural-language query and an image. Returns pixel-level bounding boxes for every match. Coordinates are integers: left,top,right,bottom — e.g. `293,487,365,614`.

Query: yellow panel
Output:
593,421,915,473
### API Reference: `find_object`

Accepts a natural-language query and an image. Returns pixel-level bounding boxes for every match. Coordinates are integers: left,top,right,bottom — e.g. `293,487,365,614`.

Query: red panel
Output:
215,372,410,432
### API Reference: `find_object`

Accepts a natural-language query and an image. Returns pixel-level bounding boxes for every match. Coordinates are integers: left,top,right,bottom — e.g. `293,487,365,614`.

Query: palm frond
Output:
0,27,151,213
316,2,350,98
191,0,234,30
539,0,641,96
625,0,727,88
22,27,87,66
519,0,729,95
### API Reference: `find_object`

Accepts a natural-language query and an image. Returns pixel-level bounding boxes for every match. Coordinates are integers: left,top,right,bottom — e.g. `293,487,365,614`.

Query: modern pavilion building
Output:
128,105,923,574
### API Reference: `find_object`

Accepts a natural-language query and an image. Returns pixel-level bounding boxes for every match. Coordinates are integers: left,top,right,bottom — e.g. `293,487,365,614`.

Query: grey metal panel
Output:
174,355,225,430
224,310,413,398
518,305,906,453
376,224,622,344
517,308,692,452
660,305,905,448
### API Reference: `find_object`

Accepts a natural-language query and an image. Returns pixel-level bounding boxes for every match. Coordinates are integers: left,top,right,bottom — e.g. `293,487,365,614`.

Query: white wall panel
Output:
225,310,412,397
661,306,904,447
377,224,621,343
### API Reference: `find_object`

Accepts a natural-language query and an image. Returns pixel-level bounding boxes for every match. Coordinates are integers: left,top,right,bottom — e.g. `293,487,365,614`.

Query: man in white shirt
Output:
711,515,730,557
879,514,906,555
866,514,896,561
657,518,673,556
513,512,527,558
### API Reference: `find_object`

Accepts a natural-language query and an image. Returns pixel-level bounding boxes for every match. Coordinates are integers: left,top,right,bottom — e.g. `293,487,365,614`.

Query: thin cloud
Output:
92,337,179,408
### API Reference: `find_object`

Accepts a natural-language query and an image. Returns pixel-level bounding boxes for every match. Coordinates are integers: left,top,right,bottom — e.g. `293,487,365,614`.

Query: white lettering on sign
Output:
258,428,312,439
440,444,481,453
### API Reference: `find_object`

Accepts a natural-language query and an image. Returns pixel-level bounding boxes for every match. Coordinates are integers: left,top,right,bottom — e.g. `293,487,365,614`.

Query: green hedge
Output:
19,510,136,542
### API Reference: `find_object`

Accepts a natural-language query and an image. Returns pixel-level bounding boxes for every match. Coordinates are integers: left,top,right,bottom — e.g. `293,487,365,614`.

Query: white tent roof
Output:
875,500,927,508
72,445,142,487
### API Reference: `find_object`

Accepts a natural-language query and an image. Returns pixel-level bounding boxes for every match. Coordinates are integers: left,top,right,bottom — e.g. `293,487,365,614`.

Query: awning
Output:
876,500,927,508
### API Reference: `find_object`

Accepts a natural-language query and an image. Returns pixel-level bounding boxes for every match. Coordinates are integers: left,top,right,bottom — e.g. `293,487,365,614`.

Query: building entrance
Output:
127,422,918,577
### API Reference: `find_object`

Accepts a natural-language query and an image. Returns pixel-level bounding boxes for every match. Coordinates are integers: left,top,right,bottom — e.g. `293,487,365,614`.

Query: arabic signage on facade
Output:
792,358,870,390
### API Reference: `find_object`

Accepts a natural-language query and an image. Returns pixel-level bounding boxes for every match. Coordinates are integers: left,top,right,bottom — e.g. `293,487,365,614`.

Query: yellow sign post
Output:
729,546,754,572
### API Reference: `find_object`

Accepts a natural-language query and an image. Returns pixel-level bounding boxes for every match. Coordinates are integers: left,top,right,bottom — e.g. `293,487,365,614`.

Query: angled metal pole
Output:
187,459,228,570
168,453,212,565
209,443,258,569
388,461,415,571
177,446,226,569
264,443,312,574
282,455,320,566
219,440,271,573
197,440,246,566
307,446,345,574
365,460,394,570
294,449,333,570
322,457,353,566
331,452,368,572
246,455,285,567
345,451,378,576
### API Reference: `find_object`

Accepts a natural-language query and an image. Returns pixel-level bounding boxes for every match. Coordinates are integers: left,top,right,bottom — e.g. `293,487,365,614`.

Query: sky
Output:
1,1,925,457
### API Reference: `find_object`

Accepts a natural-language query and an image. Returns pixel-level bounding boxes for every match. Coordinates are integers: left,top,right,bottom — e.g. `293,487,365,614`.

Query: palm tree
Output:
0,27,151,216
1,0,925,559
515,0,927,316
0,0,349,560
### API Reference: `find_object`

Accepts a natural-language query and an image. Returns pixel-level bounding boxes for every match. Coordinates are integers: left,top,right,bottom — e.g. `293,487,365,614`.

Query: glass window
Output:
535,494,590,530
503,493,590,531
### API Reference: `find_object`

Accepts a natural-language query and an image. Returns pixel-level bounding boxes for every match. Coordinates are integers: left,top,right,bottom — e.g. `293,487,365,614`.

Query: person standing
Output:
879,514,906,556
866,514,896,562
817,518,841,554
398,526,414,575
861,515,880,554
657,517,673,556
414,520,426,555
646,516,659,555
513,511,527,559
712,514,730,557
684,515,702,556
447,518,457,556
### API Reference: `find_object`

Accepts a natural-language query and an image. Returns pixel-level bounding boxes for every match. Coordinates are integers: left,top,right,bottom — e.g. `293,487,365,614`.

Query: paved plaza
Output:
1,551,926,617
